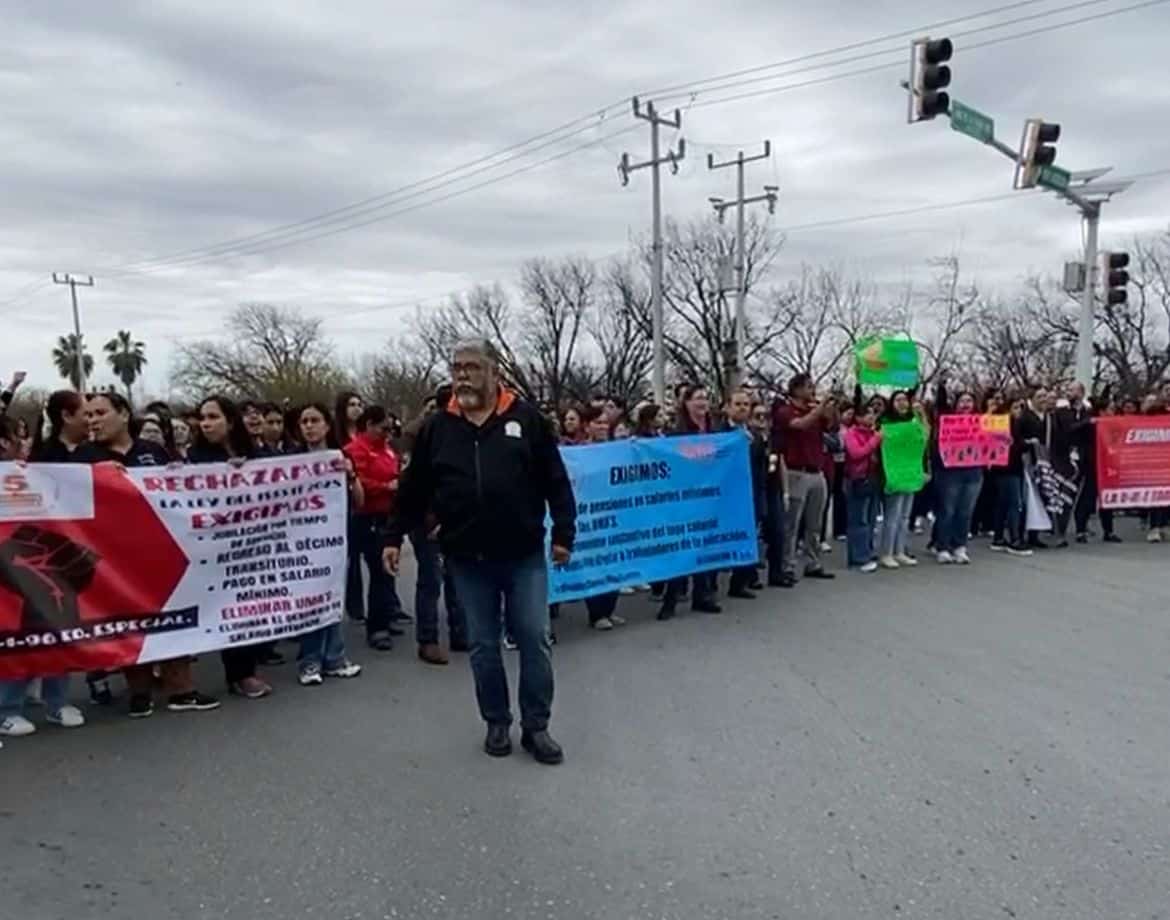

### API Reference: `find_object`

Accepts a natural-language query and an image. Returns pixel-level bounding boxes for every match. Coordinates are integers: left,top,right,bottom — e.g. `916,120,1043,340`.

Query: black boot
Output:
484,723,512,757
521,729,564,765
692,596,723,614
657,600,676,621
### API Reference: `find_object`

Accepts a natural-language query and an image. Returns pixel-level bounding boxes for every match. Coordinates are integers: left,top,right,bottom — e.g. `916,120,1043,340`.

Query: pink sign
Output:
939,414,1010,468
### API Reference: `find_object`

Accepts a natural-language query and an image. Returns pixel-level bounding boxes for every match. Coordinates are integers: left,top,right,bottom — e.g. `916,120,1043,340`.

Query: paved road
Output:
4,528,1169,920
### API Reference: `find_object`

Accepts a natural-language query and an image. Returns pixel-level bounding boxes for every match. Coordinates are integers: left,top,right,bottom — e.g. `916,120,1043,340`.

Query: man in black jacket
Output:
382,339,576,765
722,388,765,598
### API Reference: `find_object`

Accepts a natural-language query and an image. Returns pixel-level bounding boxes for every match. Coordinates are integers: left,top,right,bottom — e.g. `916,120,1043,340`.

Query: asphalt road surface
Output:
3,527,1169,920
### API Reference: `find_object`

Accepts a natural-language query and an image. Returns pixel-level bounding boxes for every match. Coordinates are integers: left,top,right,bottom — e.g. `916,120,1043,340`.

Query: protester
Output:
876,390,926,568
77,393,222,717
633,402,664,438
774,373,837,585
188,395,273,700
933,378,982,564
843,404,882,573
333,391,366,621
560,407,583,444
658,385,722,619
294,403,363,685
239,400,265,448
407,386,470,666
344,405,407,651
260,402,289,454
382,339,575,765
28,389,88,462
722,388,766,597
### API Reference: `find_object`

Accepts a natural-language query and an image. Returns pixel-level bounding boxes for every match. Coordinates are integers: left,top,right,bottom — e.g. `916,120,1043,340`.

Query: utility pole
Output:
707,142,778,390
619,97,685,407
52,272,94,393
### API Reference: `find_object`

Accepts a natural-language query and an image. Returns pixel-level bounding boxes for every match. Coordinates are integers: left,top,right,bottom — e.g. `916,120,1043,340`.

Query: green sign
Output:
855,337,920,389
880,419,928,495
949,100,994,144
1038,164,1071,191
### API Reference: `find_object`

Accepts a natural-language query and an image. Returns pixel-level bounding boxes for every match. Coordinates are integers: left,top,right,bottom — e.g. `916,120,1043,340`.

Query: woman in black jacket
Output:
187,395,273,700
28,390,89,462
658,385,721,620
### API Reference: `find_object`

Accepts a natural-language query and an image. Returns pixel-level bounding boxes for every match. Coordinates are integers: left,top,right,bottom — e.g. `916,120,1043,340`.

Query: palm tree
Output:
104,330,148,401
51,334,94,391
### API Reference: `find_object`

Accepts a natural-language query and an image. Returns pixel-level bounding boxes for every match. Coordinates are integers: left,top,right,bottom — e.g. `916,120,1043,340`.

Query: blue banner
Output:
549,432,759,603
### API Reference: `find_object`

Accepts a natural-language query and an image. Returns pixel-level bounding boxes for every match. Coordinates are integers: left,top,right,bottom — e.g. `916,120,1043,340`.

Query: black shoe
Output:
1054,540,1069,549
89,678,114,706
728,588,756,600
166,691,221,712
989,540,1008,552
347,610,366,623
1028,537,1050,550
1075,533,1088,544
449,637,470,653
128,694,153,719
392,611,414,623
692,598,723,614
1103,533,1123,544
484,723,512,757
387,624,406,637
258,648,285,666
521,729,564,765
769,573,797,588
367,634,394,652
804,568,836,580
657,601,676,621
748,580,764,591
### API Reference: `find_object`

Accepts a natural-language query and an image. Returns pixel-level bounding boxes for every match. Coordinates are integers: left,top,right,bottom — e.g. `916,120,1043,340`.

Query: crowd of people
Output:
0,350,1167,761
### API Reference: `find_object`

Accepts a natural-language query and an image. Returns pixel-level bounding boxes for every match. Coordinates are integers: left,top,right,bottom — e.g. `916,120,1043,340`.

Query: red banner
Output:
1095,416,1170,509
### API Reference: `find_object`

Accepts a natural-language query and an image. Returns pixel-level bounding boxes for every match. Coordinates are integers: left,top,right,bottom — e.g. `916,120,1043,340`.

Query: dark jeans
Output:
764,486,787,580
1073,465,1113,537
937,467,983,552
345,516,365,619
353,513,403,640
584,592,619,625
222,646,258,685
409,527,467,646
446,552,554,732
663,571,717,608
991,473,1024,545
845,478,877,567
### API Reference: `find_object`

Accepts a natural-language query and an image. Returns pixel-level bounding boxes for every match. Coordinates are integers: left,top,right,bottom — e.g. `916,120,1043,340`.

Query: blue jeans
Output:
937,468,984,552
298,622,348,673
879,492,915,558
446,552,554,731
992,474,1024,545
845,478,877,567
0,676,69,718
409,527,467,646
353,513,403,639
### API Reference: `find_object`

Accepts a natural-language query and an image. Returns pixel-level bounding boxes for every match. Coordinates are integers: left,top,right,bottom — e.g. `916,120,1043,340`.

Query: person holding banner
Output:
933,379,982,565
876,391,927,568
382,339,575,766
659,385,723,617
986,399,1033,557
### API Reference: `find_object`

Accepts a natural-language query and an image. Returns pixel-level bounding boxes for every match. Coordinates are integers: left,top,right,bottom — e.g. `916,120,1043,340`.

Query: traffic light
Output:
1100,251,1130,305
1014,118,1061,189
908,37,953,123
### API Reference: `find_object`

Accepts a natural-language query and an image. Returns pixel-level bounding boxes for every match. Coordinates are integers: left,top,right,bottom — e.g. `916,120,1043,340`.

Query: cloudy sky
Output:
3,0,1168,396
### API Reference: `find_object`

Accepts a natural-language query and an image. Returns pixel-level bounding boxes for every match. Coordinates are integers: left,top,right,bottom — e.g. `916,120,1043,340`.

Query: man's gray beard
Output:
456,388,486,410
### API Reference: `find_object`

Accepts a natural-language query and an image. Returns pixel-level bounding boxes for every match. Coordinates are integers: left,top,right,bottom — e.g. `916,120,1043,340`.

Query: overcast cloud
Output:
3,0,1168,395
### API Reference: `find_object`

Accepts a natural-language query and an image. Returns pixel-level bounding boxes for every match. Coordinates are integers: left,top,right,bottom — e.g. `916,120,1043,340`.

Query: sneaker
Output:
45,705,85,728
1075,533,1088,544
128,695,154,719
878,556,900,570
936,550,955,565
503,634,518,651
609,614,627,627
1147,529,1163,544
954,547,971,565
859,561,878,573
298,666,324,686
0,714,36,737
1103,533,1123,544
324,661,362,679
819,541,833,553
592,617,615,631
1006,543,1034,557
228,678,272,700
989,541,1007,552
167,691,222,712
894,553,918,567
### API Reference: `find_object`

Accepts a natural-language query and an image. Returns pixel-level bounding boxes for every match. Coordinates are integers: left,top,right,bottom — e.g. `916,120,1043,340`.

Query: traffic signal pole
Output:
1076,208,1100,387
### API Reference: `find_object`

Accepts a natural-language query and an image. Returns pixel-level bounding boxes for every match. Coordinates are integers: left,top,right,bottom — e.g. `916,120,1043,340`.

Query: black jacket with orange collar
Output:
383,389,576,562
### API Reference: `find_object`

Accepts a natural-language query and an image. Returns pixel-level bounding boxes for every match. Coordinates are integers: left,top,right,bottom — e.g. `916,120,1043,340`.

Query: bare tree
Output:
586,259,654,406
517,257,595,407
170,303,349,403
354,336,445,419
912,254,980,386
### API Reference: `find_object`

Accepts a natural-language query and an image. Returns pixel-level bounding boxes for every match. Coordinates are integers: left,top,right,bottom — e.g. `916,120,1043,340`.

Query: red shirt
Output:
344,432,401,515
775,402,827,472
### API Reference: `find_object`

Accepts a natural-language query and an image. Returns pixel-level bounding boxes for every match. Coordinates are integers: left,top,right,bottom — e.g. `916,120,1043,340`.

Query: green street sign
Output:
1038,164,1071,191
950,100,994,144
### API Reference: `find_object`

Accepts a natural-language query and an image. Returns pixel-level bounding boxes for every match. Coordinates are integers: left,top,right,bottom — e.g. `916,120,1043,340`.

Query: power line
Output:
93,0,1111,276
